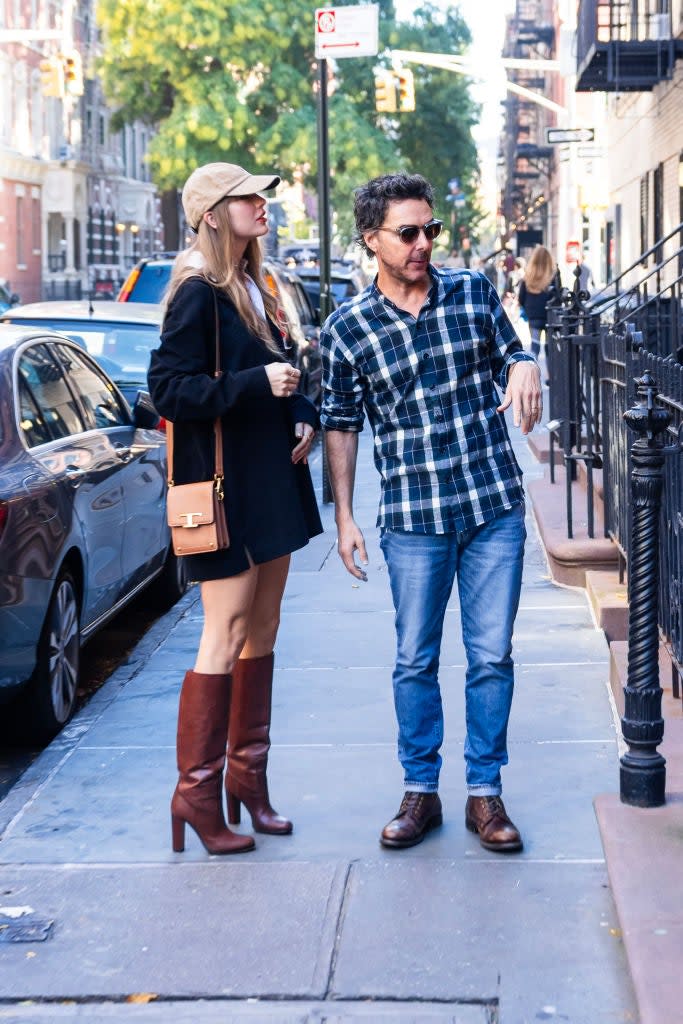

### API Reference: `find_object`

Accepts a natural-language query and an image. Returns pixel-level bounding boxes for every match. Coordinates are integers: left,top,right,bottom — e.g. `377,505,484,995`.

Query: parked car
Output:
264,263,323,407
1,300,164,409
0,325,187,743
0,281,20,314
294,261,369,310
117,252,323,406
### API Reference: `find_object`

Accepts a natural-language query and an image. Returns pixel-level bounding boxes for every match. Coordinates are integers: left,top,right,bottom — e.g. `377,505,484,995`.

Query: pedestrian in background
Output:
148,162,322,855
517,245,555,358
577,247,595,296
320,173,541,854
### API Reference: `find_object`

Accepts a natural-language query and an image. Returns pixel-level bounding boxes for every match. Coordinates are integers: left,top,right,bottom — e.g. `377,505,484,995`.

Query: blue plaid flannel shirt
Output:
320,266,537,533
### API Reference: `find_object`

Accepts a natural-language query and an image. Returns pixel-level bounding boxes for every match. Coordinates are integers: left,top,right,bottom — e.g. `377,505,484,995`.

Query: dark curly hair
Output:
353,174,435,257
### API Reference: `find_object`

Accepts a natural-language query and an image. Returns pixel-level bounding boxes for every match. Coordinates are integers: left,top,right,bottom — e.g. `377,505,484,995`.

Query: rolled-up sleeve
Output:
319,320,365,432
147,279,270,422
484,277,538,389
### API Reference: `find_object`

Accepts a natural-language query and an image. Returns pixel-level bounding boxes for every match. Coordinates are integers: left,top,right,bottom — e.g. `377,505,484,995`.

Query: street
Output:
0,592,168,801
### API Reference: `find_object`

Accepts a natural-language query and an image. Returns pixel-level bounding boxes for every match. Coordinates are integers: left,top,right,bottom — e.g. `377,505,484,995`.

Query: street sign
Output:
545,127,595,144
315,5,379,59
566,240,581,263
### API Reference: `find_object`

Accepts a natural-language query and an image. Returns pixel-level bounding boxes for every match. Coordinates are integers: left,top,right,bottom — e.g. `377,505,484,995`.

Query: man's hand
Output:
497,360,543,435
337,517,368,581
291,422,315,464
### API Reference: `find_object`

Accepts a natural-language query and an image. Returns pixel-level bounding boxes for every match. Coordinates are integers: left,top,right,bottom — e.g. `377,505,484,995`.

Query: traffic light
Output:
39,56,64,98
374,70,397,113
398,69,415,113
62,49,84,96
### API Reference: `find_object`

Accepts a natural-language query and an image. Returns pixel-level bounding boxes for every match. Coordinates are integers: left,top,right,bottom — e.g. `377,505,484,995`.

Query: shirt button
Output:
422,351,430,360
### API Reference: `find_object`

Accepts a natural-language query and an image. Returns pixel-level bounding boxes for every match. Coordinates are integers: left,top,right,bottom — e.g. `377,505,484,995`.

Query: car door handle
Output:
114,444,132,462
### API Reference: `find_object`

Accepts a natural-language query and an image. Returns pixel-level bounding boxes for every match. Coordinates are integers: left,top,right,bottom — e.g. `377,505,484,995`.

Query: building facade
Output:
0,0,162,303
498,0,683,288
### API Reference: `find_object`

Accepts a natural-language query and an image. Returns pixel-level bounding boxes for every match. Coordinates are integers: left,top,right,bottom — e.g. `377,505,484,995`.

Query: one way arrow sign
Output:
545,127,595,144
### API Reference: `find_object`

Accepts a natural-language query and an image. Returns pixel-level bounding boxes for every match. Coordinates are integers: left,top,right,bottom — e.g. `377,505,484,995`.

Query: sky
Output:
393,0,516,214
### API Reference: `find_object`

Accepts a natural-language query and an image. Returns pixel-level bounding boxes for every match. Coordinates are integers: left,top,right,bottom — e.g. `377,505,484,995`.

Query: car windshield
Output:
9,319,161,386
330,279,358,303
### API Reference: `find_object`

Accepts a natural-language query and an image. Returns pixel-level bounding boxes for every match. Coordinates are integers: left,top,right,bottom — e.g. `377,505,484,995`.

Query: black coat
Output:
517,280,552,329
148,276,322,579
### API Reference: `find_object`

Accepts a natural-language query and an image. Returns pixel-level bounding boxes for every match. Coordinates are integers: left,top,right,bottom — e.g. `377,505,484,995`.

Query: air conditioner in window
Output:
649,12,670,40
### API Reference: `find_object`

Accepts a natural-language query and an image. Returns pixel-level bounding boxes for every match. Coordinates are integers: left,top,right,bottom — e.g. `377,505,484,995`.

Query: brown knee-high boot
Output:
226,653,293,835
171,670,255,854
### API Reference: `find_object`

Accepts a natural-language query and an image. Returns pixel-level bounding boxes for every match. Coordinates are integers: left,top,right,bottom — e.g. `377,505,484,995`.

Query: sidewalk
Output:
0,427,637,1023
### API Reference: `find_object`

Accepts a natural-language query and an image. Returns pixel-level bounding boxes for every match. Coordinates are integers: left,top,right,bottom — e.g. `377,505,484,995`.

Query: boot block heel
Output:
171,814,185,853
227,790,241,825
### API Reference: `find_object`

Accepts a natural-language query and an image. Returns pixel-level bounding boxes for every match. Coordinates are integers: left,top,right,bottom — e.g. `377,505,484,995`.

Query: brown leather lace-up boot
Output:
171,670,255,855
465,795,523,853
380,791,443,849
226,653,293,835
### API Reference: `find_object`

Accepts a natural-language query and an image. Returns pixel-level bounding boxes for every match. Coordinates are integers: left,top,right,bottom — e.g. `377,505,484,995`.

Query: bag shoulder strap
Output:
167,285,223,487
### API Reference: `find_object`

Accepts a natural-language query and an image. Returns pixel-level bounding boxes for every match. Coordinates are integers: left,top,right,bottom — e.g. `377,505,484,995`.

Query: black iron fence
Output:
41,278,83,301
545,224,683,700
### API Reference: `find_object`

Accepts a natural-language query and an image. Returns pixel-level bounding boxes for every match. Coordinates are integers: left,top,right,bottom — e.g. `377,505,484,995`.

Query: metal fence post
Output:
620,371,670,806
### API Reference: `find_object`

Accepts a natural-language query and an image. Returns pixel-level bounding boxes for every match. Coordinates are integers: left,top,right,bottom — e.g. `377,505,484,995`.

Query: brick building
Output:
0,0,163,303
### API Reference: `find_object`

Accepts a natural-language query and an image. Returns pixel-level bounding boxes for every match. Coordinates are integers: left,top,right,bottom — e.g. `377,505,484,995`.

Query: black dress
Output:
148,276,323,580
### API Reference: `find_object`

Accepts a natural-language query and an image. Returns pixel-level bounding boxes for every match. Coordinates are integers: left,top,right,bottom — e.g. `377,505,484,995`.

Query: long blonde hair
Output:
165,197,282,355
524,245,555,294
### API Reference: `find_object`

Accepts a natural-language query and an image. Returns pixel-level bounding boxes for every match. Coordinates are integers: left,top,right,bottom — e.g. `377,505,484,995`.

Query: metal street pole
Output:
316,57,332,324
316,56,333,503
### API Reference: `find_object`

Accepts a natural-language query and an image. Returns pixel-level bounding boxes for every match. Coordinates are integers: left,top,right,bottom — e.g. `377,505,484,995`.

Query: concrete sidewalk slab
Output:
333,860,628,1023
0,862,346,999
0,1003,490,1023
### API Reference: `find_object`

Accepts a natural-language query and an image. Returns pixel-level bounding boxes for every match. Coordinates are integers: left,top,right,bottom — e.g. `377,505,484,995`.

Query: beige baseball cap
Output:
182,162,281,231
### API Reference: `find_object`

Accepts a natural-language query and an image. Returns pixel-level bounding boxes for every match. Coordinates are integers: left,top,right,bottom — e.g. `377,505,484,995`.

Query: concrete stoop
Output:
527,468,618,586
585,569,628,643
596,642,683,1024
526,435,683,1024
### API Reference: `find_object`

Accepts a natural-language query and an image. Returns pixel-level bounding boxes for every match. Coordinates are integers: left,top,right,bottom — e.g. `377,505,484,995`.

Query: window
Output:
679,152,683,277
16,194,25,265
31,195,40,253
639,174,649,266
653,162,664,265
53,345,128,430
18,345,85,445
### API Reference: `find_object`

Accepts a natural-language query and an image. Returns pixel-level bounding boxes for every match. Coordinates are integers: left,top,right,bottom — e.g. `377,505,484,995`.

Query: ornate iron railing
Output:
545,230,683,702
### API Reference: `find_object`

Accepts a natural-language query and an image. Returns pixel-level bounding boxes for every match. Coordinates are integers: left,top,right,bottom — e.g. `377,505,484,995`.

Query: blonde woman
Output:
517,245,555,357
148,163,322,855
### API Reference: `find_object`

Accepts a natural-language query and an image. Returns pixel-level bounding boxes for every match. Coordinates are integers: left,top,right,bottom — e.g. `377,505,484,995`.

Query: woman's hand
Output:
292,423,315,465
265,362,301,398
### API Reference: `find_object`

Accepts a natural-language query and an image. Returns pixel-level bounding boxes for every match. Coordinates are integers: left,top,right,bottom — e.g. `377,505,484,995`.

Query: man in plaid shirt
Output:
320,174,542,853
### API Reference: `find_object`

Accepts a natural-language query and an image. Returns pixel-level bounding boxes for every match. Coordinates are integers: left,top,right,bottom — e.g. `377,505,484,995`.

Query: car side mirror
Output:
10,293,20,305
132,390,160,429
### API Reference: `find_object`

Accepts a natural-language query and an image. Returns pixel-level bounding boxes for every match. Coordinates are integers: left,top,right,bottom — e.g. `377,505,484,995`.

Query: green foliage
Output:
96,0,482,245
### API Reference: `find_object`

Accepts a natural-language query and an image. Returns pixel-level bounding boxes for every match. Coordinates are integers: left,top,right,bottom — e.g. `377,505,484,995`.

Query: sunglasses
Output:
376,219,443,244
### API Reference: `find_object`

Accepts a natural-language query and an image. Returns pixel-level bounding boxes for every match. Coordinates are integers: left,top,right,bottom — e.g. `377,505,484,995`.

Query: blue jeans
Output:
379,504,526,796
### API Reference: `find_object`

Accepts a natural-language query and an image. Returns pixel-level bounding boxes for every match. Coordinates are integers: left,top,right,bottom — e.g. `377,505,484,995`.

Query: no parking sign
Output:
315,5,379,59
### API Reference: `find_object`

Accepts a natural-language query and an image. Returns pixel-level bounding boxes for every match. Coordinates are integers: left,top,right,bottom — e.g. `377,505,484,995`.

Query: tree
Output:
329,4,483,247
96,0,482,248
97,0,398,241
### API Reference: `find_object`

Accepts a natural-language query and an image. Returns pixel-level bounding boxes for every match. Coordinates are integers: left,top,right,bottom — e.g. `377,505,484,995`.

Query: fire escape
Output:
577,0,683,91
499,0,555,250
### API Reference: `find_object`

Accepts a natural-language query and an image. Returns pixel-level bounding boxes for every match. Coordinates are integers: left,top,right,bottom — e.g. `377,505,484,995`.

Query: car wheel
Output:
150,545,189,610
23,572,80,742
